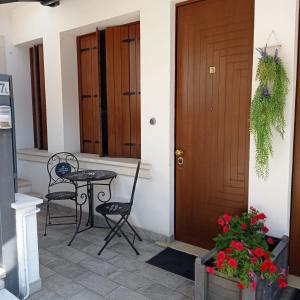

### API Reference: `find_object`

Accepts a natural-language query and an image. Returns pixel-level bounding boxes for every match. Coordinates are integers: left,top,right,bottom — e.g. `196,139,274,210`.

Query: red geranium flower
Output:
223,214,231,223
231,241,244,251
261,226,269,233
223,226,229,233
237,282,245,290
218,218,225,226
257,213,266,220
241,223,247,230
254,247,264,257
216,260,224,269
269,263,277,274
228,258,237,269
251,257,258,264
206,267,216,275
250,217,257,225
217,251,226,262
260,261,270,272
251,281,257,291
267,237,274,245
278,277,288,288
225,248,232,254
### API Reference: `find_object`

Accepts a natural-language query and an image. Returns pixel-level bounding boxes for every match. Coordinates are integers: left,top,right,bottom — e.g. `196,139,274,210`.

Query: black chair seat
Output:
45,191,76,200
96,202,131,216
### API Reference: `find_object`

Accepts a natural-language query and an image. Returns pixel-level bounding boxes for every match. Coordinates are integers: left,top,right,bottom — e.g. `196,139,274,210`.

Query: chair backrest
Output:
47,152,79,191
130,161,141,205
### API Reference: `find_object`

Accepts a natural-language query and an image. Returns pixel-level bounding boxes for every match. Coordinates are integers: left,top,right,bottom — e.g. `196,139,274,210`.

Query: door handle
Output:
175,149,184,157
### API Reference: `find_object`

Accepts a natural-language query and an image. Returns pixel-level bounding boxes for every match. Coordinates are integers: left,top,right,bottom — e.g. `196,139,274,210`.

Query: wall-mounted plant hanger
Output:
250,30,288,179
263,30,282,51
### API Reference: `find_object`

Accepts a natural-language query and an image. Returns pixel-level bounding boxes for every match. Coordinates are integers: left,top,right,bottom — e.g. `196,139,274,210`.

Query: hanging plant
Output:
250,48,289,179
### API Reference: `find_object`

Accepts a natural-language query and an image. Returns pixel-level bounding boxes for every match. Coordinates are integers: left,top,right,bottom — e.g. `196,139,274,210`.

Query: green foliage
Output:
250,49,289,179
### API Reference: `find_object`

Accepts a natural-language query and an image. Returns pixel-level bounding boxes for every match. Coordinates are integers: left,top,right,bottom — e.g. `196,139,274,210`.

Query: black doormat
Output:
292,288,300,300
146,247,196,281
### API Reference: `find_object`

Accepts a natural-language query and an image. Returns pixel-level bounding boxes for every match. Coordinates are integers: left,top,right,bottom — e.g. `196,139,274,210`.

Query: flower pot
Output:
195,235,289,300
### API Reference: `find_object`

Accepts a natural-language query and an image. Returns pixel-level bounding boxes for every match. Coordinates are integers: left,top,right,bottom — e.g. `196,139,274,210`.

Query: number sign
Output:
0,81,10,96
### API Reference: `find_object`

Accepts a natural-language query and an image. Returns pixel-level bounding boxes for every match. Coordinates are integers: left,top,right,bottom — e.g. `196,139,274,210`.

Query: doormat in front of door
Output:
146,247,196,281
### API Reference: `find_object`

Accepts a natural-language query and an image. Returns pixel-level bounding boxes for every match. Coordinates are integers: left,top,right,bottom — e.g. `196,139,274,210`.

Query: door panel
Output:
290,30,300,276
175,0,254,249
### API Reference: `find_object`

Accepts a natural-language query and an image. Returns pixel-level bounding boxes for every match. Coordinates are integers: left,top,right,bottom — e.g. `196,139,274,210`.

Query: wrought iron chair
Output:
44,152,79,236
96,161,143,255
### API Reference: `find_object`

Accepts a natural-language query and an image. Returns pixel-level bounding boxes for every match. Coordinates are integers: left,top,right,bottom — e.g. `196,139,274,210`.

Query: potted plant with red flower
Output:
195,207,289,300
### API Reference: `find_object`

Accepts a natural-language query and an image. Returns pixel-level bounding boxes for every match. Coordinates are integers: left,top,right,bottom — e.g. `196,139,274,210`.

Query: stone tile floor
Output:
30,204,194,300
30,203,297,300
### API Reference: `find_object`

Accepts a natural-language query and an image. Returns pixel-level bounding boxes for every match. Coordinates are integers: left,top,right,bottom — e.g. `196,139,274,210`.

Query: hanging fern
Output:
250,48,288,179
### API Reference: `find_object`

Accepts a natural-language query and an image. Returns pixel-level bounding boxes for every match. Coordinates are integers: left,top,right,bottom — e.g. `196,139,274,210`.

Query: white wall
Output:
10,0,175,237
0,35,7,73
3,0,300,239
248,0,299,238
0,8,34,150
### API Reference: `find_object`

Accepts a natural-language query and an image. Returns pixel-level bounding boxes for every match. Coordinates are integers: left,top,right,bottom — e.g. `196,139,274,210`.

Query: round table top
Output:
64,169,117,182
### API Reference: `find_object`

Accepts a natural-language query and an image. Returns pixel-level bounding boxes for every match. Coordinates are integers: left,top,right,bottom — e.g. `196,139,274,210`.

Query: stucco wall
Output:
0,9,34,150
2,0,299,239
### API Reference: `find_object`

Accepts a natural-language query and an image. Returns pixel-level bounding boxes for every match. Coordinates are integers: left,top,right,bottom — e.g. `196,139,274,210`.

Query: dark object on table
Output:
147,247,196,280
96,161,142,255
65,169,117,246
195,235,289,300
44,152,79,237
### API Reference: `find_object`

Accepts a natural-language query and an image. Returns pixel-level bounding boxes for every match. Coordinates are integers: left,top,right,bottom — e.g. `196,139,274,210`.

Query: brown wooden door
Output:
77,32,102,155
106,22,141,158
30,44,48,150
290,32,300,276
175,0,254,249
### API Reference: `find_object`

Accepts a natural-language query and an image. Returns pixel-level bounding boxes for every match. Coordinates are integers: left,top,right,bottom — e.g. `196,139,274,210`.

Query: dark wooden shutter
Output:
106,22,141,158
29,44,48,150
77,32,102,155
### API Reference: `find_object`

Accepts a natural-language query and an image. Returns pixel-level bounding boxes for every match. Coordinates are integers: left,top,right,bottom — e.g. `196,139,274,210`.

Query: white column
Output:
249,0,300,237
12,194,43,298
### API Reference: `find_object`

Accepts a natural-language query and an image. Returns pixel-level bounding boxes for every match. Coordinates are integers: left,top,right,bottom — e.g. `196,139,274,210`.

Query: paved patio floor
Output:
30,203,194,300
29,203,297,300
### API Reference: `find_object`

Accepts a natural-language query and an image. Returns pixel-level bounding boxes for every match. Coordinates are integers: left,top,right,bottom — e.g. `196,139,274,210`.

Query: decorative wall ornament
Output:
250,45,289,179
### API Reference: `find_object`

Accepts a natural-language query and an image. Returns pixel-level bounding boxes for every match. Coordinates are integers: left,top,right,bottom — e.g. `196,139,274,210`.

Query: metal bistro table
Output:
64,169,117,246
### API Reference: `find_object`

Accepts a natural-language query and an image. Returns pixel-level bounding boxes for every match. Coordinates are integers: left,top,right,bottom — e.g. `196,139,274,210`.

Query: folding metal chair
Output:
95,161,142,255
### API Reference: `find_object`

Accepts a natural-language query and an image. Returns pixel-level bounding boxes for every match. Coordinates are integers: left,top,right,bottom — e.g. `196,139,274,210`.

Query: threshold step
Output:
0,289,19,299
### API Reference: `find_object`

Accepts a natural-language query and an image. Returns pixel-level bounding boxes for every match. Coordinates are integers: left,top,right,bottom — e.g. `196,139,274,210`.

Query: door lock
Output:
177,157,184,166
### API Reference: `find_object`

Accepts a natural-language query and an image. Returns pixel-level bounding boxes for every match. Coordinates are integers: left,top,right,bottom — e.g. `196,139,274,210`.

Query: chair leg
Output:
104,216,121,240
98,218,124,255
98,216,140,256
118,226,140,255
44,201,50,236
125,219,143,241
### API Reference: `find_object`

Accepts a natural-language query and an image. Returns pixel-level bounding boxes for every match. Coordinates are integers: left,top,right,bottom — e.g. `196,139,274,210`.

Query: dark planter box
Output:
195,235,289,300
